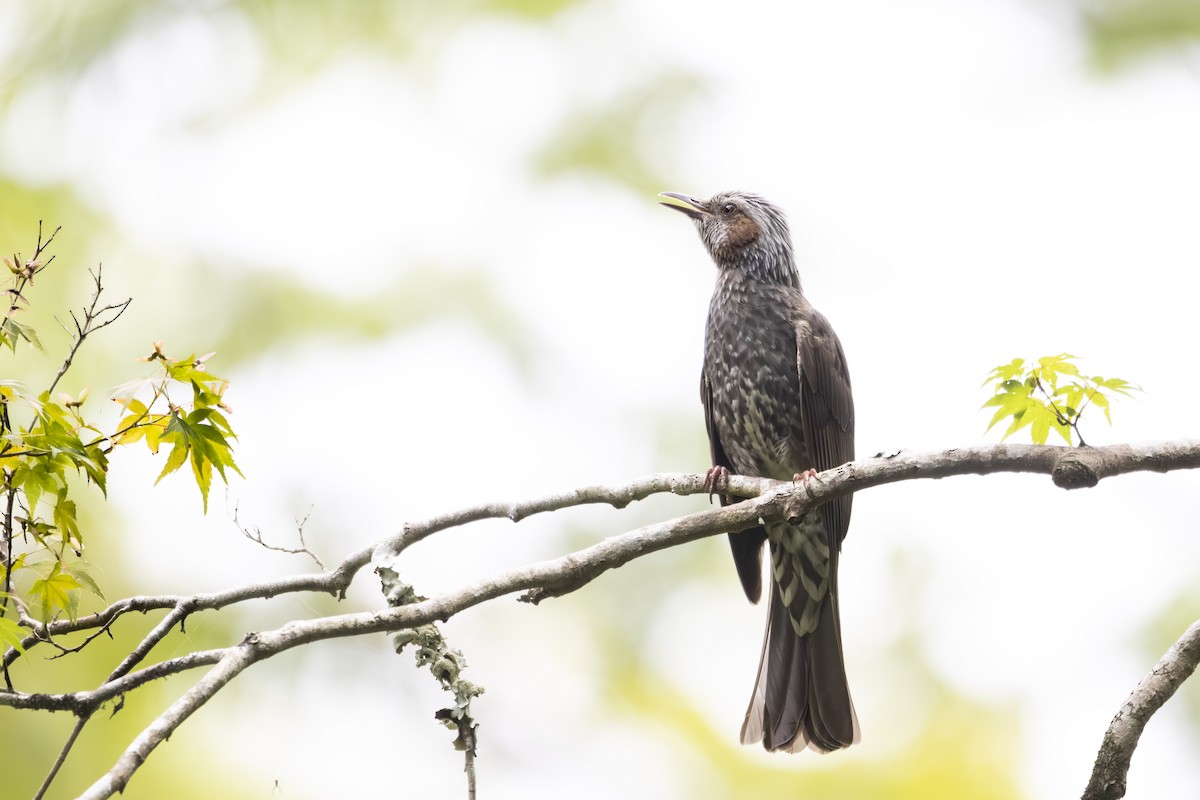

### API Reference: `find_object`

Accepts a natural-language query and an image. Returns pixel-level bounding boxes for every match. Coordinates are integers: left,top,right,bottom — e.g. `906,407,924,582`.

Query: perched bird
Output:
659,190,858,753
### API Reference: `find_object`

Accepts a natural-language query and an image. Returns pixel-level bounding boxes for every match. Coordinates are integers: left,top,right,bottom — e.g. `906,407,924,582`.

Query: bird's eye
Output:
721,203,736,215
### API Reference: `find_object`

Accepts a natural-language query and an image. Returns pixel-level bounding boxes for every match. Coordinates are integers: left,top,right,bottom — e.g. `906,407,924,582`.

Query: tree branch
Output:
77,643,258,800
8,440,1200,680
14,438,1197,668
1,648,228,714
33,716,87,800
3,440,1199,798
1082,619,1200,800
3,471,765,667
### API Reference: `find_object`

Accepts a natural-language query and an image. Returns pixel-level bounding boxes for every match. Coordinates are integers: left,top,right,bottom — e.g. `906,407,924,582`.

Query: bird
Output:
659,190,859,753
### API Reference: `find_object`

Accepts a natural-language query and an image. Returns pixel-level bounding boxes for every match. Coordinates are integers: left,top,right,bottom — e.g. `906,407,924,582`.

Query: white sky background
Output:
4,0,1200,798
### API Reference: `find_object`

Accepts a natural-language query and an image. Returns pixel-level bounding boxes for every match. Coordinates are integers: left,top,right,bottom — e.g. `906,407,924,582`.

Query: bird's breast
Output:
704,282,806,480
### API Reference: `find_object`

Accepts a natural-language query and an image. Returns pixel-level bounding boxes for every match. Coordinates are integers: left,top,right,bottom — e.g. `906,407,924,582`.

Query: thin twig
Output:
2,647,229,714
105,602,195,680
464,724,477,800
1034,376,1086,446
2,474,17,692
232,501,325,569
3,222,60,327
87,383,165,453
43,618,120,659
47,266,132,396
32,717,86,800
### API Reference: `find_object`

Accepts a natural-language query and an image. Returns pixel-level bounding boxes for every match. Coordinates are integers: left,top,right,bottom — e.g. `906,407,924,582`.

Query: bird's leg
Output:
703,465,731,504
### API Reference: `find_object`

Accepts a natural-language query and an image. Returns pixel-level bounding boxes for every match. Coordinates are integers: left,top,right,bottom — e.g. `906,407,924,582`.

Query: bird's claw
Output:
793,468,821,498
704,465,730,504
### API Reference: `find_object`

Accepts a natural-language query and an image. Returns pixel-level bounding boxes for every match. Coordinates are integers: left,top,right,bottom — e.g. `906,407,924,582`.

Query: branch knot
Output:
1052,449,1101,489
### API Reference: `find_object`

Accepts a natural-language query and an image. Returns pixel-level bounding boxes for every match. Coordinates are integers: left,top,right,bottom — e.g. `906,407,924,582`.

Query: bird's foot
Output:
703,465,730,504
792,468,822,498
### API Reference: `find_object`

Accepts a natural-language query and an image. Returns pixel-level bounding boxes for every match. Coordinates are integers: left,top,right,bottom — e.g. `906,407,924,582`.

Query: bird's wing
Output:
796,308,855,546
703,370,769,603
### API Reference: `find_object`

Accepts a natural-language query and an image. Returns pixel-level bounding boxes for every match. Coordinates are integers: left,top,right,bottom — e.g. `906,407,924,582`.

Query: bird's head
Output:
659,190,797,284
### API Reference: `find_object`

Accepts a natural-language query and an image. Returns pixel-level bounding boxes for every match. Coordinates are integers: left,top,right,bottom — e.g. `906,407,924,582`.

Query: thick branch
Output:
1082,620,1200,800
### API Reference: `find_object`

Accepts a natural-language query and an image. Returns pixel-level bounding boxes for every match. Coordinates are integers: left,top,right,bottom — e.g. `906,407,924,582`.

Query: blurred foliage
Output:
1140,590,1200,724
981,354,1138,446
205,265,539,374
1081,0,1200,70
0,0,582,102
586,547,1023,799
535,71,707,197
3,609,267,799
619,674,1022,800
238,0,581,74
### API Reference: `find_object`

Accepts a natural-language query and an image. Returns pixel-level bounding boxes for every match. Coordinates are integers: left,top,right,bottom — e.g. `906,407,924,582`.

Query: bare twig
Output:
232,501,326,569
43,619,121,659
32,717,86,800
465,726,477,800
47,266,132,396
2,474,17,692
1082,620,1200,800
458,717,480,798
2,647,228,714
105,602,196,680
3,221,60,327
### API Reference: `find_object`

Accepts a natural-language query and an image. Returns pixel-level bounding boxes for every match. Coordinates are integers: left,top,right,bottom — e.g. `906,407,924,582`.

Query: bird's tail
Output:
740,580,859,753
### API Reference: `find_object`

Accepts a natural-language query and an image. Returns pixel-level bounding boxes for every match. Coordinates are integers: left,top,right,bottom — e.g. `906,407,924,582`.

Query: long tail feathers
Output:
740,583,859,753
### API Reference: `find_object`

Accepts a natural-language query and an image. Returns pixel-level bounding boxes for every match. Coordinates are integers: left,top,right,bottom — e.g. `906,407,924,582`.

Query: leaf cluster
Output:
982,353,1138,446
112,343,242,513
1,227,239,653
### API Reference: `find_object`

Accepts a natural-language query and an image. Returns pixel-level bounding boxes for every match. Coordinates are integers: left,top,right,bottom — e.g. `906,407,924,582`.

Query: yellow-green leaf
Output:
0,616,26,656
155,435,190,484
31,565,83,621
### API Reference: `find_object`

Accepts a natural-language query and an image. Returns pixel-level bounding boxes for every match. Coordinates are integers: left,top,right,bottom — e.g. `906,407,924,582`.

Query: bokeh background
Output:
2,1,1200,798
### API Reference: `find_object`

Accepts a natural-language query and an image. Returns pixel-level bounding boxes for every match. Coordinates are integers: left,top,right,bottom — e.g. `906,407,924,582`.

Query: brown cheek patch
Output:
727,215,760,249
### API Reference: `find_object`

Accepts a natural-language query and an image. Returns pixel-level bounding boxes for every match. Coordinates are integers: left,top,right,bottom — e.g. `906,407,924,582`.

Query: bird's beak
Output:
658,192,708,220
